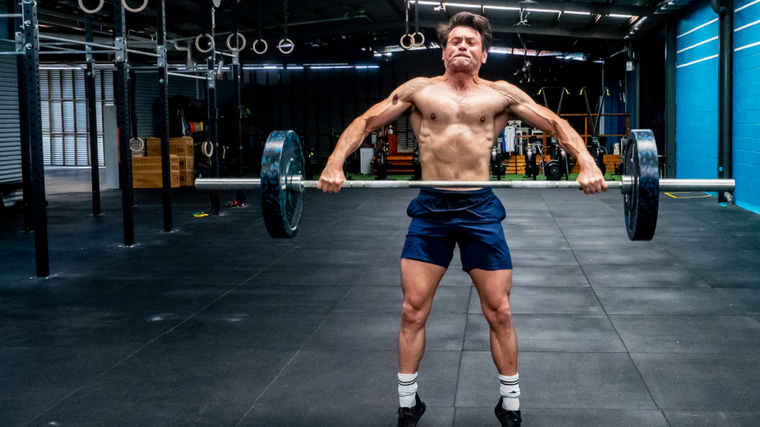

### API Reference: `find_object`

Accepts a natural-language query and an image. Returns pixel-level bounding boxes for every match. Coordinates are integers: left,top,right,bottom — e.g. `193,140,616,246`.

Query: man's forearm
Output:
326,117,370,167
553,122,596,169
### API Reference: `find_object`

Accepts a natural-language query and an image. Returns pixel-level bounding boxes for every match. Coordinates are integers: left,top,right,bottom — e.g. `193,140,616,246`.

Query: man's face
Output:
442,26,488,73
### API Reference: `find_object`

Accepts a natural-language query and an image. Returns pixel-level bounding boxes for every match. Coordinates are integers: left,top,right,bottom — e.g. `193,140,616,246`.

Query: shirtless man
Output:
317,12,607,427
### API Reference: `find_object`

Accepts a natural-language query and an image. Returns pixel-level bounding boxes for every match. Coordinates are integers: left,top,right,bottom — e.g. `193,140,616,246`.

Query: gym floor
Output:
2,179,760,427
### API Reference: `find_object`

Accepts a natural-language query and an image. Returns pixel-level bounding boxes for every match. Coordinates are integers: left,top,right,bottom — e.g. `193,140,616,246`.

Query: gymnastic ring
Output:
400,33,414,50
78,0,104,14
121,0,148,13
252,39,268,54
195,34,215,53
412,32,425,47
201,141,214,158
277,38,294,54
128,137,145,152
226,33,246,52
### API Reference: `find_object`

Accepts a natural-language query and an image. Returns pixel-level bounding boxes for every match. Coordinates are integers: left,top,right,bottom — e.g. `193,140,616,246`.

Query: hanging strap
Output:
278,0,293,54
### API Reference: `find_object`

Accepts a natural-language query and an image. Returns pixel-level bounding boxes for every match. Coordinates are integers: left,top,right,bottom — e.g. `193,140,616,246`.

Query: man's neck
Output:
442,69,480,90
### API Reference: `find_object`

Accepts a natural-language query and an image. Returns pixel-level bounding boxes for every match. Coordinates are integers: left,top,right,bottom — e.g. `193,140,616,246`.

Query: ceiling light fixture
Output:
526,8,561,13
413,2,616,22
483,5,520,11
445,2,482,8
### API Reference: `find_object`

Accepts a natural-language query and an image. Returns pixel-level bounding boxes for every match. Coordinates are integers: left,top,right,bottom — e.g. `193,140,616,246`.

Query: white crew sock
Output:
499,373,520,411
398,372,419,408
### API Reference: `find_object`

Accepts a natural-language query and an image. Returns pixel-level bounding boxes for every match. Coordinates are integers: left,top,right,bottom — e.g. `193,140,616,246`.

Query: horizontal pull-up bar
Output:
40,35,161,58
126,48,161,58
40,50,115,55
40,35,119,51
167,72,208,81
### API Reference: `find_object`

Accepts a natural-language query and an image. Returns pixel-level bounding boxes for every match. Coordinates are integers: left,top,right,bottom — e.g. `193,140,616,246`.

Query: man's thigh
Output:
469,268,514,311
400,258,448,311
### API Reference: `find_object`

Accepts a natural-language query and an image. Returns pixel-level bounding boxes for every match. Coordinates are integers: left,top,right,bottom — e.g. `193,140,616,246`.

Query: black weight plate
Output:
545,160,562,181
260,130,305,238
623,130,659,241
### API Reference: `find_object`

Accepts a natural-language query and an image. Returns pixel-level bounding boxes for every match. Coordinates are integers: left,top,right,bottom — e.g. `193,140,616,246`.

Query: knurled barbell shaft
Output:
195,177,735,194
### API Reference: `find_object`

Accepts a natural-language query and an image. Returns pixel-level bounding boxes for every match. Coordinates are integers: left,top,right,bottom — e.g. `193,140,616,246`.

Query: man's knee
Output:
401,300,430,329
482,299,513,329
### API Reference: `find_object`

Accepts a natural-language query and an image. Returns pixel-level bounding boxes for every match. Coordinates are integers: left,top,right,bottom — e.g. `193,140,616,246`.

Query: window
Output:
40,68,113,166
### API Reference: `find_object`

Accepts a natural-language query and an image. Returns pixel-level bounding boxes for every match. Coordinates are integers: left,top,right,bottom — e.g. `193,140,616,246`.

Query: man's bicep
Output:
509,101,559,133
495,82,556,131
363,96,413,131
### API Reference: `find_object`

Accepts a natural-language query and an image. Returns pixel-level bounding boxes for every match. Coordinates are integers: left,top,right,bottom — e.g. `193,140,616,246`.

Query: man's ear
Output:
482,50,488,64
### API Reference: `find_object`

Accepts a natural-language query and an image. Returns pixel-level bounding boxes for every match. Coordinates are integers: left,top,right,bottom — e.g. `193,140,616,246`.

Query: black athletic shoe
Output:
397,394,426,427
494,397,522,427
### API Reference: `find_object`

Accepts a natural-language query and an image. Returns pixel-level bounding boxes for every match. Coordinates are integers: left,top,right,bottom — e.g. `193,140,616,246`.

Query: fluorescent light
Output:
608,14,633,18
563,11,591,15
527,8,561,13
414,1,441,4
484,5,519,11
242,64,283,70
445,2,482,8
287,66,304,70
310,65,354,69
489,46,513,54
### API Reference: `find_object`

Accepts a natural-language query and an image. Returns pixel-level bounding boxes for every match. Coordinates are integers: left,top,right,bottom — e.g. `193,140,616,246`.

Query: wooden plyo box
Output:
132,155,180,188
146,137,194,157
179,167,195,186
144,137,195,186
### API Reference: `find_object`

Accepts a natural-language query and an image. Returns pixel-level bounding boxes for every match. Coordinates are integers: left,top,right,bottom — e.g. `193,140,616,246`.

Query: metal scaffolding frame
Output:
8,0,245,275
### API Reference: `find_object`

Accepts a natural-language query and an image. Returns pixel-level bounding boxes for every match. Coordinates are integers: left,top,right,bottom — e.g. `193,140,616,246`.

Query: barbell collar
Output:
195,177,735,194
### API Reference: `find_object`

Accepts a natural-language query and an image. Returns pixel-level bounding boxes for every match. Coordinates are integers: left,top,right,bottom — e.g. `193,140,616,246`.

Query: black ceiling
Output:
39,0,671,64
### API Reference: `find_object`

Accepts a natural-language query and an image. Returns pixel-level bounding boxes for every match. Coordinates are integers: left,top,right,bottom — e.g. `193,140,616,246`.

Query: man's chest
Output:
413,89,508,123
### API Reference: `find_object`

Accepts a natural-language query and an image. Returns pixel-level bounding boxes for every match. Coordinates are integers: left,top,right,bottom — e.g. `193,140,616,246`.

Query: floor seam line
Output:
452,285,473,411
234,349,302,427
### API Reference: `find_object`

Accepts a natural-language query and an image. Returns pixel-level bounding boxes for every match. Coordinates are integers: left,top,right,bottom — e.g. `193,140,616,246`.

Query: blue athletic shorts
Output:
401,187,513,272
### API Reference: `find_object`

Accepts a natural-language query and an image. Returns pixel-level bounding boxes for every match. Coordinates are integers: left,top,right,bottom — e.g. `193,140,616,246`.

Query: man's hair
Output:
437,12,492,52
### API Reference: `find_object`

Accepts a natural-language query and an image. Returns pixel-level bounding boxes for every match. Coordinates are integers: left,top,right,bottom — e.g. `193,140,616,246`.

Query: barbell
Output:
195,130,735,241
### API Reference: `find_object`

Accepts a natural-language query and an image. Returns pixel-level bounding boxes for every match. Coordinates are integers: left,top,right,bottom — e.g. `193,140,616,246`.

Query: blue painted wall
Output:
733,0,760,212
675,1,719,180
676,0,760,213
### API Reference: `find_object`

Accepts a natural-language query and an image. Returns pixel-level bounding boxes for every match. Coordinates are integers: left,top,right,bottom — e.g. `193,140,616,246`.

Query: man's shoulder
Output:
487,79,519,93
396,77,439,101
485,79,532,105
401,76,439,90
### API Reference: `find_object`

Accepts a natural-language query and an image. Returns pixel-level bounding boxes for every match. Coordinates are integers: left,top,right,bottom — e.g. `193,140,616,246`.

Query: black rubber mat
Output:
2,185,760,426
